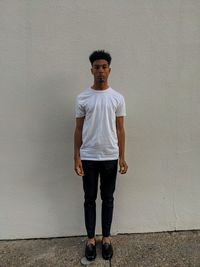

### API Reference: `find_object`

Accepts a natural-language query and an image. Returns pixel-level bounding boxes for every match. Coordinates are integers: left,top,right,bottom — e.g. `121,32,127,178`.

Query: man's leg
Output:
100,160,118,239
82,160,99,241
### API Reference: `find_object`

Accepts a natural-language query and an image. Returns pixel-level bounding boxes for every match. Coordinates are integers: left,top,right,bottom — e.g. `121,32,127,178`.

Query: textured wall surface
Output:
0,0,200,239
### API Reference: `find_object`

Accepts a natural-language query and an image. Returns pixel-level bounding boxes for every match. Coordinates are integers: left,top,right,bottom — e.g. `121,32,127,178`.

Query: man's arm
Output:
116,116,128,174
74,117,85,176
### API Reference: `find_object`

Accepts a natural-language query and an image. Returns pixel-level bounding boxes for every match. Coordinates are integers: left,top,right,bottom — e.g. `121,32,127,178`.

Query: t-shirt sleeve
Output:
116,95,126,117
75,96,85,118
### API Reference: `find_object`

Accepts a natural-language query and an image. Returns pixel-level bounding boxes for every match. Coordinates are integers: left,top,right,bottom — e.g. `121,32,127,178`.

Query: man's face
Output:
91,59,111,83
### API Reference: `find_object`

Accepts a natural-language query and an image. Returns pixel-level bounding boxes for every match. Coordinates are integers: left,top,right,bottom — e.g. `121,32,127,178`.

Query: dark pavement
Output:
0,230,200,267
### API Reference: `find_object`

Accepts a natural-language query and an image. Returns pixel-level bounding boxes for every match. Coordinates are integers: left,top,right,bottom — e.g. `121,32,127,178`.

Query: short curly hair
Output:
89,50,112,66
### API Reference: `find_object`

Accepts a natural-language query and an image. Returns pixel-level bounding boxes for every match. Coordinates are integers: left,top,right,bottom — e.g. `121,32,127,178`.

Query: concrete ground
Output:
0,230,200,267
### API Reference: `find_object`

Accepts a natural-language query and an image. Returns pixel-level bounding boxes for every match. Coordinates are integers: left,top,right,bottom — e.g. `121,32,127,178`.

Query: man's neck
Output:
91,82,109,91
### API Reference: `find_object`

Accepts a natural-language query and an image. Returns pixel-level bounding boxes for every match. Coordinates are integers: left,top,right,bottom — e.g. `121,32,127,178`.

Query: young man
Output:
74,50,128,261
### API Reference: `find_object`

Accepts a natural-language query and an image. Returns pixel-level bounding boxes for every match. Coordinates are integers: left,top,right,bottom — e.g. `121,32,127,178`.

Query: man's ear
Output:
91,68,94,75
109,67,111,73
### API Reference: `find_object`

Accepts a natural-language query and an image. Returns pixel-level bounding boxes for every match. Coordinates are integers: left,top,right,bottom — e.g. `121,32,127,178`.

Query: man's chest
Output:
84,95,118,114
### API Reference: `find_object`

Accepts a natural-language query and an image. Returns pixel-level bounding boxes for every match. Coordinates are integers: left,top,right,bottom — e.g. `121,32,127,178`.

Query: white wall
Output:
0,0,200,239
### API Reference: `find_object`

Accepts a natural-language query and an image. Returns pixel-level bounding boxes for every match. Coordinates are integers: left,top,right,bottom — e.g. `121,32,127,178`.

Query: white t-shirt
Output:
75,87,126,160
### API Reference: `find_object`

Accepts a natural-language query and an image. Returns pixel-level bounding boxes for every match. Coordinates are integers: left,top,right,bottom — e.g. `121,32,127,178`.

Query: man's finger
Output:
119,164,128,174
119,166,124,174
75,166,84,176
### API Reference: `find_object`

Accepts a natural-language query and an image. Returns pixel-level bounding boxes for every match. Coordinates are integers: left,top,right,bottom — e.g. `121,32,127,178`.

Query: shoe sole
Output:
102,253,113,260
85,253,96,261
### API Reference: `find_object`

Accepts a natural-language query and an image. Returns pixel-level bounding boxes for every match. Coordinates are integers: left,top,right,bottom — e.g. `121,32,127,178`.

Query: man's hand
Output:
74,157,84,176
119,158,128,174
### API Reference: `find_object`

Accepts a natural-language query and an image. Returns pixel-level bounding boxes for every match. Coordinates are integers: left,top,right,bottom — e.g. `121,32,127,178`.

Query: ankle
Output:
87,237,96,245
102,236,111,244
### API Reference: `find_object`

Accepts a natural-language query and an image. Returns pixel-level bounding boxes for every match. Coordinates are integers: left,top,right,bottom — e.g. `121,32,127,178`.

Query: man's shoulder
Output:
110,88,125,100
76,88,91,99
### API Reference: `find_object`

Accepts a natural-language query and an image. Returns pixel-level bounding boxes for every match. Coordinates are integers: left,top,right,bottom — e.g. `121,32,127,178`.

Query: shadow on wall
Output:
26,72,83,235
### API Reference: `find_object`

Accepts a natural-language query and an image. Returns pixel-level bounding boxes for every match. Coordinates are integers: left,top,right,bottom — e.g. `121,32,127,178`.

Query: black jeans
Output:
82,160,118,239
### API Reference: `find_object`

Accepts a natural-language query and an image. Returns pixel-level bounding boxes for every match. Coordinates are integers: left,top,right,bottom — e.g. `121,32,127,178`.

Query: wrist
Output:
74,155,81,161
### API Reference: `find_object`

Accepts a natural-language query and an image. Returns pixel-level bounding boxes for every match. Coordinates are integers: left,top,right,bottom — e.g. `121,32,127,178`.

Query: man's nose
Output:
98,67,104,72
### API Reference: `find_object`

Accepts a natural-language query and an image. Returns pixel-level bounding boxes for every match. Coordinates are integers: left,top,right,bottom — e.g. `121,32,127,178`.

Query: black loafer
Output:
102,242,113,260
85,242,96,261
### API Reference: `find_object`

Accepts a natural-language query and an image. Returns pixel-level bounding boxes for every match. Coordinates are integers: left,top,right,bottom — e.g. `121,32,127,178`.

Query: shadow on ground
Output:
0,230,200,267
